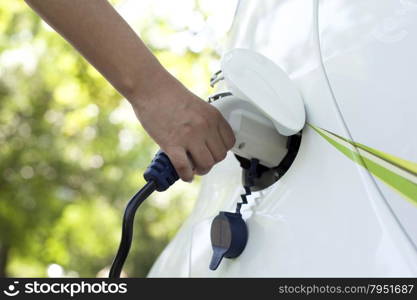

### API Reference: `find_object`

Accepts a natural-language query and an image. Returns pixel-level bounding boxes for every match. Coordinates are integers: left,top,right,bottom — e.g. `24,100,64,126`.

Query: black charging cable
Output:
109,151,178,278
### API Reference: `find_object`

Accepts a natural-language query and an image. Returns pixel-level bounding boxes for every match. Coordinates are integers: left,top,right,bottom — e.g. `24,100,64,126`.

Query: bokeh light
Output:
0,0,238,277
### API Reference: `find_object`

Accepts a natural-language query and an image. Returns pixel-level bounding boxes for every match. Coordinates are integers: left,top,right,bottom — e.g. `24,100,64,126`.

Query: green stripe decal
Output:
352,142,417,176
309,124,417,206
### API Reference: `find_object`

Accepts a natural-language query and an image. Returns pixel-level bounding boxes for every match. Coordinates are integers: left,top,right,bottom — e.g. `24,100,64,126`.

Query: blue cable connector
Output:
144,151,179,191
109,150,178,278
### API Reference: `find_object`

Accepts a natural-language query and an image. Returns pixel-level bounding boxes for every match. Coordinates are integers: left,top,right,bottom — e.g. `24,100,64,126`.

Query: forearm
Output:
25,0,177,108
26,0,236,182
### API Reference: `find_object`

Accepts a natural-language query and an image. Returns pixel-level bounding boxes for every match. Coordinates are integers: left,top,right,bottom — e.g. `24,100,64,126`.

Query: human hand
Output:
25,0,235,182
131,73,235,182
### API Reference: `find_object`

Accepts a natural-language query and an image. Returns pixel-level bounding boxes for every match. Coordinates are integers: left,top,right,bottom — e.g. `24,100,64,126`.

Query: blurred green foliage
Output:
0,0,218,277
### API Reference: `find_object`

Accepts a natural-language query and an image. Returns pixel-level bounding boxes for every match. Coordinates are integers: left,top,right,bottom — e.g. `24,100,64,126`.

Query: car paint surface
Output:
319,0,417,248
148,0,417,277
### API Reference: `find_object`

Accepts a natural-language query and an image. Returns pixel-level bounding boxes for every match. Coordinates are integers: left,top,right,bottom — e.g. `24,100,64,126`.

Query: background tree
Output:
0,0,236,277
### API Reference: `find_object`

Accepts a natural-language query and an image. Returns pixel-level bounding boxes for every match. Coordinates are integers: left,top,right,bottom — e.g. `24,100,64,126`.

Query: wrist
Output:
127,68,184,112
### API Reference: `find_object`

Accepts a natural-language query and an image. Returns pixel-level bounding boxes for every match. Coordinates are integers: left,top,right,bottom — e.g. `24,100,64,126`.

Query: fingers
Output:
188,142,215,175
164,146,194,182
156,97,236,182
206,132,227,164
217,118,236,150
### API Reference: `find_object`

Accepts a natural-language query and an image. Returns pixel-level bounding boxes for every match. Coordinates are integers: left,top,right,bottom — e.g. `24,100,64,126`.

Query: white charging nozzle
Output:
210,49,306,168
212,97,287,168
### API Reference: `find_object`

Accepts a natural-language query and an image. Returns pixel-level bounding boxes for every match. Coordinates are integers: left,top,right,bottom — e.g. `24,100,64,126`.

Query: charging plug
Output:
144,151,179,191
109,150,178,278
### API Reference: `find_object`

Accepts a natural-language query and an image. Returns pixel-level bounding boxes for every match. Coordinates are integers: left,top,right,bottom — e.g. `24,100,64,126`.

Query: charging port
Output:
235,132,302,191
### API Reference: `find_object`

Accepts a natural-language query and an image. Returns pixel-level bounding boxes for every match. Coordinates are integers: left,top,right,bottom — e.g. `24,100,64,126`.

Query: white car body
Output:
149,0,417,277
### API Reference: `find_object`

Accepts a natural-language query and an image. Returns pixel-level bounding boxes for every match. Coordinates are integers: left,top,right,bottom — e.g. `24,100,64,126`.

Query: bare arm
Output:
25,0,235,181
